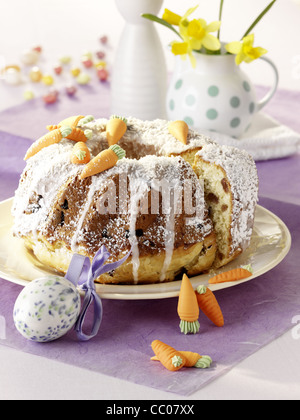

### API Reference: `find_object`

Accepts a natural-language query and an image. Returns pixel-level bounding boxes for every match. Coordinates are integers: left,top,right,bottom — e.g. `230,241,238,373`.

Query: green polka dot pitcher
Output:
166,52,278,138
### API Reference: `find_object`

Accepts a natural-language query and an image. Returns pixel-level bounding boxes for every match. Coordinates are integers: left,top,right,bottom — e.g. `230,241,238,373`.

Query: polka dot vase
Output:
167,53,278,138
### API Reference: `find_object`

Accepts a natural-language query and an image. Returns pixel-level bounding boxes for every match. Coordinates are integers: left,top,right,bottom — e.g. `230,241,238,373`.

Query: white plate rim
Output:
0,198,292,300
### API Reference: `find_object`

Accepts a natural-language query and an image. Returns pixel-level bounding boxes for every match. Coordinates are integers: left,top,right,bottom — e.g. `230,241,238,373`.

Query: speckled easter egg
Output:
13,276,81,343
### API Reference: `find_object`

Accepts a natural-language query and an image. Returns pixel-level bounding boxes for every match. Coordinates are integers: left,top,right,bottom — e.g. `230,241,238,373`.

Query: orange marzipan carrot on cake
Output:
106,115,127,146
168,120,189,145
24,126,72,160
79,144,126,179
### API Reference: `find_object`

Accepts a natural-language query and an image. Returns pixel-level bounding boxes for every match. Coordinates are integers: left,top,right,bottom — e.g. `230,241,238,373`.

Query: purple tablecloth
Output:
0,82,299,396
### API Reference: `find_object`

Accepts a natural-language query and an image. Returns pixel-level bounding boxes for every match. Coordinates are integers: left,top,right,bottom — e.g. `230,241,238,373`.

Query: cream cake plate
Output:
0,198,291,300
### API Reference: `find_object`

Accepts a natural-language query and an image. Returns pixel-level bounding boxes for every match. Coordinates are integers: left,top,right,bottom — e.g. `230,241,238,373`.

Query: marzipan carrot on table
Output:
71,142,91,165
208,266,253,285
168,120,189,145
151,351,212,369
196,285,224,327
177,274,200,334
24,126,72,160
106,116,127,146
151,340,186,372
79,144,126,179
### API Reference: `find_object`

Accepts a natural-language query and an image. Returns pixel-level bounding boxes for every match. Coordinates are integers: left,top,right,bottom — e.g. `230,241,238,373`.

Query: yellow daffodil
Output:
163,6,199,27
225,34,267,65
170,40,196,68
162,9,182,26
163,6,221,67
186,19,221,51
142,1,275,68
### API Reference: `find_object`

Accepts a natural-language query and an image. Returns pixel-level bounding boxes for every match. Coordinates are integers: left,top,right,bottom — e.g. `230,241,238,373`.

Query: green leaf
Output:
141,13,182,39
241,0,277,39
218,0,224,40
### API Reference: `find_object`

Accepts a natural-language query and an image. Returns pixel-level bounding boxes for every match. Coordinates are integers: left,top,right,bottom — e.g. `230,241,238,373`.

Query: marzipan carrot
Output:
151,351,213,369
106,116,127,146
208,267,253,285
196,285,224,327
168,120,189,145
46,115,94,132
71,142,91,165
177,274,200,334
58,115,85,129
77,115,95,126
151,340,186,372
79,144,126,179
66,127,88,142
24,126,72,160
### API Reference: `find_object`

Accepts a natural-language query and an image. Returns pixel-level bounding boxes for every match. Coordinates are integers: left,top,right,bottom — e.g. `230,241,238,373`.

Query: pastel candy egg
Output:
66,84,77,96
97,67,109,82
29,66,43,82
42,74,54,86
4,68,23,85
13,276,81,343
23,89,35,100
76,73,91,85
43,92,58,104
71,67,81,77
21,49,40,65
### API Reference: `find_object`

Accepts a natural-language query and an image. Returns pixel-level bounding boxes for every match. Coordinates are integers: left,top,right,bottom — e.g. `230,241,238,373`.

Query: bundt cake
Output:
12,115,258,284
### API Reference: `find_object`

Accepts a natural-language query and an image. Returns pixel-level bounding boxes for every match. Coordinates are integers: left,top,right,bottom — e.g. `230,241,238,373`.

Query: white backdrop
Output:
0,0,299,91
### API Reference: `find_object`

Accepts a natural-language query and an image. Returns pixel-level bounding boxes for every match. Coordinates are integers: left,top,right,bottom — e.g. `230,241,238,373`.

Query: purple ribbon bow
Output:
65,245,131,341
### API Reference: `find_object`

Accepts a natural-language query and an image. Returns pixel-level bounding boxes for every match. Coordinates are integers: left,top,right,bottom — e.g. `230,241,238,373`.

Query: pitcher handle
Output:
256,56,279,112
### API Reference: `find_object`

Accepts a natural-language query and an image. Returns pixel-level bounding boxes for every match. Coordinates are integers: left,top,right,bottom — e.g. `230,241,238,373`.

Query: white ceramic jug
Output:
166,52,279,138
111,0,167,120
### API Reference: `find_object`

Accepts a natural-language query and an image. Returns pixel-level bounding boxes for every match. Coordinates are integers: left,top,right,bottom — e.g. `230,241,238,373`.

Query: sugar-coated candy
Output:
82,58,93,69
71,67,81,77
54,65,63,75
60,56,72,65
96,51,106,60
32,46,42,53
29,66,43,83
97,67,109,82
23,89,35,100
95,61,107,69
99,35,108,44
43,92,58,104
4,68,23,85
82,51,93,60
21,49,40,65
76,73,91,85
42,74,54,86
66,84,77,96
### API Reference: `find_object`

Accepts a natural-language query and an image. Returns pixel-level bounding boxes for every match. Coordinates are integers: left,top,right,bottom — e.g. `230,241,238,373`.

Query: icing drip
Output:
159,181,181,282
128,179,149,284
160,209,175,282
